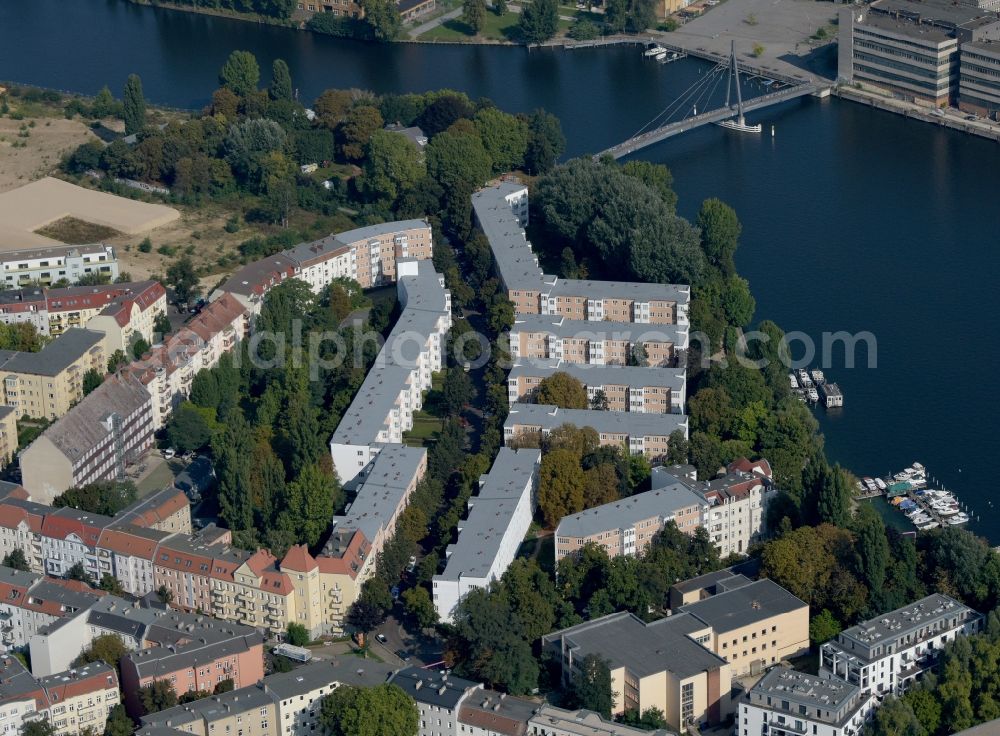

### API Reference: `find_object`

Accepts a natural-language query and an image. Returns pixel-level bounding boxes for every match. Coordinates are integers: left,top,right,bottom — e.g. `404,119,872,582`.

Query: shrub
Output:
138,237,152,253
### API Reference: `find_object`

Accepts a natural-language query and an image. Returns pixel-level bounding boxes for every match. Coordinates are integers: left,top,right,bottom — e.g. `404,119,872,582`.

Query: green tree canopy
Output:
53,481,138,516
219,50,260,97
319,684,418,736
534,372,588,409
123,74,147,136
517,0,558,43
269,59,293,101
139,680,178,716
2,548,29,572
362,129,426,202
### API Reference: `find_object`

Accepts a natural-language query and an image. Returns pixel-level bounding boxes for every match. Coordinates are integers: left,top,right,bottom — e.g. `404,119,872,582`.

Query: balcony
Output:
767,718,809,735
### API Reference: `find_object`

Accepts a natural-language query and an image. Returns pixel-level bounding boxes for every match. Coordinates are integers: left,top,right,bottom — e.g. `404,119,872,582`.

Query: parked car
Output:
163,448,176,459
396,650,411,662
407,556,417,573
375,633,388,644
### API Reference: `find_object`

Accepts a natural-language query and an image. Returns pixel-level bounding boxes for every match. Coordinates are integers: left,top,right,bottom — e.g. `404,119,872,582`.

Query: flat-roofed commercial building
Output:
509,316,686,369
554,481,707,563
542,612,731,731
820,593,982,696
328,260,450,485
739,667,876,736
507,361,686,414
504,403,687,464
432,448,540,623
960,40,1000,116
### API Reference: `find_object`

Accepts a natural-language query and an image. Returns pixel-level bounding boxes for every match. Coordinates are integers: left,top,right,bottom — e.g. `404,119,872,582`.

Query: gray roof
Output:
142,684,273,728
384,125,428,148
0,328,103,377
330,260,448,447
555,481,706,540
511,314,686,345
951,718,1000,735
856,11,957,42
282,219,429,267
747,667,862,725
435,448,540,582
508,360,685,394
0,654,41,704
328,444,427,546
505,403,688,439
0,244,111,263
471,183,547,296
834,594,980,654
33,372,151,463
0,565,42,590
261,659,391,700
549,278,689,305
871,0,1000,32
391,667,480,710
678,578,806,633
543,611,727,680
459,689,539,736
529,705,675,736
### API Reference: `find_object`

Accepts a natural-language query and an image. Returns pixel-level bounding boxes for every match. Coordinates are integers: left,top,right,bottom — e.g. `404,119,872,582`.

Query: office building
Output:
960,40,1000,117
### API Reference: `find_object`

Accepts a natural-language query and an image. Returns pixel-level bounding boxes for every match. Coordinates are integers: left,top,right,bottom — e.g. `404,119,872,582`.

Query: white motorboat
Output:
937,506,961,517
916,520,940,530
655,52,667,61
947,514,970,525
874,478,887,491
863,478,878,492
644,45,667,57
789,374,799,389
811,370,825,384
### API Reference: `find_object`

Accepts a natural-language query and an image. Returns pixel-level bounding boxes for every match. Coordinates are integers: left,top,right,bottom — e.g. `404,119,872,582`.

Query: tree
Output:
463,0,488,33
104,705,135,736
53,481,138,516
809,608,841,645
166,255,200,306
402,587,438,629
622,160,677,212
426,131,492,194
76,634,128,669
99,573,125,596
590,389,609,411
697,198,741,274
346,599,385,641
91,86,118,119
524,109,565,175
517,0,558,43
165,403,213,453
320,684,419,736
107,349,128,373
156,585,174,605
339,105,384,162
132,337,151,361
2,548,29,572
360,0,402,40
568,654,613,717
139,680,178,716
278,463,338,548
494,0,507,13
362,130,426,202
441,368,474,416
219,50,260,97
817,464,852,528
286,623,309,646
123,74,146,136
314,89,355,129
269,59,293,101
21,722,56,736
539,449,587,527
535,372,588,409
79,367,102,397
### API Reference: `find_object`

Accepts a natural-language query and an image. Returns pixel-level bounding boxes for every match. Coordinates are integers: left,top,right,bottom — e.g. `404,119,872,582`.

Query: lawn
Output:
35,216,122,244
403,411,445,448
419,10,522,41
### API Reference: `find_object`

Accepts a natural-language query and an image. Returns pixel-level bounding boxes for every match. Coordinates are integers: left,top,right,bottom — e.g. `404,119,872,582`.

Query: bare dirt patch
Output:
35,217,123,244
0,116,97,193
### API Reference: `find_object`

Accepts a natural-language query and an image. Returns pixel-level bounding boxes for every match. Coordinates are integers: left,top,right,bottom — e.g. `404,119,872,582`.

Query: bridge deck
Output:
599,83,819,160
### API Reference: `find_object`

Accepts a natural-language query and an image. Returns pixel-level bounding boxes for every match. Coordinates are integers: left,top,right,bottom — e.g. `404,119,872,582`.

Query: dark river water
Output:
3,0,998,541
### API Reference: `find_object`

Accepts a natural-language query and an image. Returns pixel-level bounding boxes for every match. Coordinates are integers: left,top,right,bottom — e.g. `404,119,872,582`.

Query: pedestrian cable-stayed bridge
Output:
598,42,821,160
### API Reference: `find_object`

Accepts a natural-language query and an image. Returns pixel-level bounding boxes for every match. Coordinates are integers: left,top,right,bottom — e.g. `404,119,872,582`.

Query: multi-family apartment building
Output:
0,656,120,736
504,403,688,464
0,575,105,653
739,667,876,736
508,316,686,369
838,0,1000,107
141,686,275,736
0,244,119,288
528,705,675,736
112,486,192,535
391,668,483,736
676,575,809,676
959,39,1000,117
507,362,686,415
20,372,154,504
819,593,982,697
0,407,16,468
0,328,106,421
542,612,731,731
655,458,775,557
328,259,450,485
432,448,540,623
553,480,708,563
216,221,433,316
129,293,249,430
0,281,166,349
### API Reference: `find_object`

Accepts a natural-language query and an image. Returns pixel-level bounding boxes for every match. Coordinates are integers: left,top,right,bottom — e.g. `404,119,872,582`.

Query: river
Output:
3,0,999,542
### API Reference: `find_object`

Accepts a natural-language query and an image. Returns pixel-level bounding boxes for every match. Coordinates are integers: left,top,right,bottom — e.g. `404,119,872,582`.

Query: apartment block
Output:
20,372,154,504
504,403,688,464
507,361,686,415
528,705,675,736
390,667,482,736
677,576,809,676
96,524,170,597
739,667,876,736
657,458,775,557
0,328,106,421
509,316,686,368
458,688,538,736
113,486,192,535
554,481,708,563
960,40,1000,117
216,220,432,315
432,448,540,623
0,407,16,467
819,593,982,696
140,686,275,736
0,281,166,350
0,244,119,288
541,612,731,731
129,293,249,430
0,576,105,653
329,259,450,485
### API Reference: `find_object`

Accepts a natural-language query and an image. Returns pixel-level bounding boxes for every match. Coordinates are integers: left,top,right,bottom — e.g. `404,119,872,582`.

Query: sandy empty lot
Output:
0,116,96,193
0,177,180,251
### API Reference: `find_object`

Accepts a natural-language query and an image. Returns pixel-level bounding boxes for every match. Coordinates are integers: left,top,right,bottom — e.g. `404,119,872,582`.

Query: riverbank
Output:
835,85,1000,143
